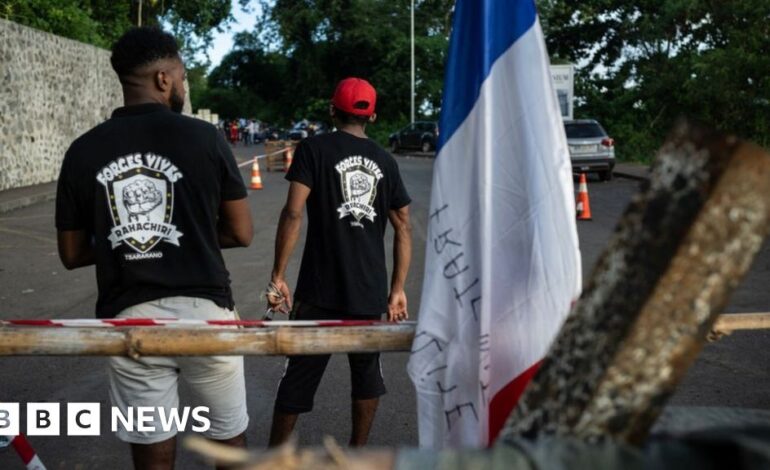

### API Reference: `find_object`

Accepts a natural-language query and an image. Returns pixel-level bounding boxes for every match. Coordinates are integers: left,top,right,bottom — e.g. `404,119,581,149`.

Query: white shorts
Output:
108,296,249,444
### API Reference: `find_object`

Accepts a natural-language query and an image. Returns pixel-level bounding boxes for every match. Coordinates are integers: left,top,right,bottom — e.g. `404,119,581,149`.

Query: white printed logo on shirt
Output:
96,153,184,255
335,156,383,227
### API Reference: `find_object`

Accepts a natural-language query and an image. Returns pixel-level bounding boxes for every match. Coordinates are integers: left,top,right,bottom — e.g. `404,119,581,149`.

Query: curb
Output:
0,153,260,215
0,191,56,214
394,152,436,159
613,163,650,182
613,169,649,182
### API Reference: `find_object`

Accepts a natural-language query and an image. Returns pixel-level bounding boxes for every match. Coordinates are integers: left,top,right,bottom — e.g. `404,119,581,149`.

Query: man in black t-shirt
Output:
55,27,253,468
266,77,412,447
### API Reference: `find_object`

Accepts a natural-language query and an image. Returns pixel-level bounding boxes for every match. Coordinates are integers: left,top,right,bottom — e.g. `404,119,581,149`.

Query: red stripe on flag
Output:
11,434,36,464
487,361,541,445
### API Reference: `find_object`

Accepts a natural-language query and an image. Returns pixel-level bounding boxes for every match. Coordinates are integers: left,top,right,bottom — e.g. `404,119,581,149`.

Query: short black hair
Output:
333,107,370,125
110,26,180,78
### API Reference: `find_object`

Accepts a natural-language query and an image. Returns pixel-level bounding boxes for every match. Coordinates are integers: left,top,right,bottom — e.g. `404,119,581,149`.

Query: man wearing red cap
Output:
266,77,412,446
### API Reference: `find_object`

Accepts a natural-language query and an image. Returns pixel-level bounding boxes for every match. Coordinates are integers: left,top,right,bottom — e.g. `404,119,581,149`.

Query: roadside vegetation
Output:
4,0,767,160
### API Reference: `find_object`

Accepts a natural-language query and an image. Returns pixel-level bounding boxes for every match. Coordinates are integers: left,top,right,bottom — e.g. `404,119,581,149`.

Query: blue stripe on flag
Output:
437,0,537,150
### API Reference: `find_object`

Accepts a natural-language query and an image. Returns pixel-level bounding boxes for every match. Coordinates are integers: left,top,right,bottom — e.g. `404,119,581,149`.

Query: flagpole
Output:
410,0,415,124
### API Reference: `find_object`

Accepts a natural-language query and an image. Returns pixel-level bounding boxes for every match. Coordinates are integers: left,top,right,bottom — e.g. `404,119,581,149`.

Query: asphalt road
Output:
0,145,768,468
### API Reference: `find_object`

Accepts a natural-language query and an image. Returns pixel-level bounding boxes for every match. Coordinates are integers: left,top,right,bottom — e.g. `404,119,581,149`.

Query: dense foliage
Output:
203,0,770,156
1,0,238,66
6,1,768,157
197,0,453,144
540,0,770,160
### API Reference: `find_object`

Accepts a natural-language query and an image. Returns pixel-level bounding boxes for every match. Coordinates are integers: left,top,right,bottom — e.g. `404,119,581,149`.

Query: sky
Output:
204,0,260,70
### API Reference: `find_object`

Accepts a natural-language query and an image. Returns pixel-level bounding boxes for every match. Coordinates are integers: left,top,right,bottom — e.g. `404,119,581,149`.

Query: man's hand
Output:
268,181,309,316
388,206,411,322
388,290,408,322
267,277,293,314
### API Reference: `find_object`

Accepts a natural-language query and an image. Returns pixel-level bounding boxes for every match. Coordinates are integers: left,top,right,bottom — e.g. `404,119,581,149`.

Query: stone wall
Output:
0,19,191,191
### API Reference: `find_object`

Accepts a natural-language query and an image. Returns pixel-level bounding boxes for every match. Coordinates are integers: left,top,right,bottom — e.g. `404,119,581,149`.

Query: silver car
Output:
565,119,615,181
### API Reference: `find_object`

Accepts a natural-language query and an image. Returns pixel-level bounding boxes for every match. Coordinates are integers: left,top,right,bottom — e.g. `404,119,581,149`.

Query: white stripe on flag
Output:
407,16,581,448
26,455,46,470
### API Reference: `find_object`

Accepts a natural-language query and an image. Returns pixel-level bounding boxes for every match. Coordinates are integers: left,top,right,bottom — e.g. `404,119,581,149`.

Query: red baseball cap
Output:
332,77,377,116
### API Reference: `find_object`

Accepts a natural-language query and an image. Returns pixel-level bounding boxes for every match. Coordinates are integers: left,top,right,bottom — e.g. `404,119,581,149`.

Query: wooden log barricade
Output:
501,120,770,445
709,312,770,339
0,323,416,358
0,313,768,358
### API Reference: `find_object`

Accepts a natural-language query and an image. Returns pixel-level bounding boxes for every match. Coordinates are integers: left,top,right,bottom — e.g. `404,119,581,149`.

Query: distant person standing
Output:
229,121,239,144
266,77,412,447
55,26,253,469
247,119,257,146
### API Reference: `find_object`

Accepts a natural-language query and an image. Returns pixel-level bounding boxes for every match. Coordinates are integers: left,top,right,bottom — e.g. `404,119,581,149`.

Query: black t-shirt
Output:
55,103,247,318
286,130,411,314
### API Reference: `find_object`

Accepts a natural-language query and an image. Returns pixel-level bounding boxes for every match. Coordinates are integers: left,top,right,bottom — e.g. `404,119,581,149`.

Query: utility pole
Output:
410,0,415,124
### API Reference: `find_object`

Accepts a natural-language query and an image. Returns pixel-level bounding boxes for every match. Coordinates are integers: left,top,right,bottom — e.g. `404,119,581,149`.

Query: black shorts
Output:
273,301,387,414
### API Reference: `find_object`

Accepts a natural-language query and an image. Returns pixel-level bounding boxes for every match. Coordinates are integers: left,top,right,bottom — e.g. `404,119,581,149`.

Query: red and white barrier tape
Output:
0,319,415,328
236,147,291,168
5,434,46,470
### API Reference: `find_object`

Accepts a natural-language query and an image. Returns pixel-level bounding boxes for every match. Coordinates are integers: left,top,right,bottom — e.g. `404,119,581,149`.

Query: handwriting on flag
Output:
411,200,492,431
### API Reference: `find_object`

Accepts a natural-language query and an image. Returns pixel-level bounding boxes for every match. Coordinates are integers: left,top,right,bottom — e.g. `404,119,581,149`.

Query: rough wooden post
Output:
501,120,770,444
710,313,770,339
0,325,416,357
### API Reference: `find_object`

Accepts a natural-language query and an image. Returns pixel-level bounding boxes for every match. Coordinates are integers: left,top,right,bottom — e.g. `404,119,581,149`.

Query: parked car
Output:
287,120,308,140
288,128,308,141
288,120,328,141
565,119,615,181
389,121,439,153
310,121,328,136
263,126,288,141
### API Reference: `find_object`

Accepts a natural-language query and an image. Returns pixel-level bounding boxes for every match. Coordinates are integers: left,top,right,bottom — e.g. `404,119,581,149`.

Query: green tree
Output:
206,0,452,140
1,0,237,58
539,0,770,160
2,0,242,113
1,0,106,46
199,32,289,120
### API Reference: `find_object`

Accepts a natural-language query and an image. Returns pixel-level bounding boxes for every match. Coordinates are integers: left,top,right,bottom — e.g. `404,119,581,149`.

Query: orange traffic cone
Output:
250,158,263,190
576,173,592,220
284,147,293,173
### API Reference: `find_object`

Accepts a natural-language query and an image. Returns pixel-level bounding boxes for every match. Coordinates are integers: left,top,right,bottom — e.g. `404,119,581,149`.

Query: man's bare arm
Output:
388,205,412,321
270,181,311,312
57,230,95,270
218,198,253,248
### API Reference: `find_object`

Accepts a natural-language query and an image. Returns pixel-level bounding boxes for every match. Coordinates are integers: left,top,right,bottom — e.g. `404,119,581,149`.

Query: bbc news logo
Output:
0,403,210,436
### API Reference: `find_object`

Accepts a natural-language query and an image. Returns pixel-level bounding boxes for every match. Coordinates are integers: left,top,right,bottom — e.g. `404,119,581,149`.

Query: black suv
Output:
389,121,439,153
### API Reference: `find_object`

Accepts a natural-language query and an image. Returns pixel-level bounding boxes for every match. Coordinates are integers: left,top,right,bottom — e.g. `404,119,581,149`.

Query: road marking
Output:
0,226,56,245
0,214,52,222
0,245,53,249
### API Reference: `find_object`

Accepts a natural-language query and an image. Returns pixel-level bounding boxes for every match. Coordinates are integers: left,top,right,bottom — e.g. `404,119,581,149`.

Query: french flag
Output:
407,0,581,447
